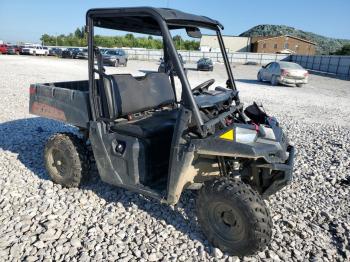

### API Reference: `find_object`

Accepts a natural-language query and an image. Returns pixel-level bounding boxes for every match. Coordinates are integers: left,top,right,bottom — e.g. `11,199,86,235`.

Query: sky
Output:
1,0,349,43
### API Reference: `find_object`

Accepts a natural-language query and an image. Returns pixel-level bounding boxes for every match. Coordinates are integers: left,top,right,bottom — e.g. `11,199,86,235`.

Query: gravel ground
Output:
0,55,349,261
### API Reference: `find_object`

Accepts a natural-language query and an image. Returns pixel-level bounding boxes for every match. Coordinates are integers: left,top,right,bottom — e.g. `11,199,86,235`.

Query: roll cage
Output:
86,7,238,137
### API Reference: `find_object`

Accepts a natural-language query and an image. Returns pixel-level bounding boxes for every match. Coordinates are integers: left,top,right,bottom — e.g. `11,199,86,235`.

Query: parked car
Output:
99,48,109,54
61,48,80,58
257,61,309,87
49,48,62,56
102,49,128,66
75,48,88,59
0,44,8,54
19,45,27,55
158,54,185,75
6,45,20,55
197,57,214,71
21,45,49,56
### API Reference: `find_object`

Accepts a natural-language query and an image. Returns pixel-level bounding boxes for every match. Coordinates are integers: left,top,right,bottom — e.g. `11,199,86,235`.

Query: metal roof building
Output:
200,35,251,53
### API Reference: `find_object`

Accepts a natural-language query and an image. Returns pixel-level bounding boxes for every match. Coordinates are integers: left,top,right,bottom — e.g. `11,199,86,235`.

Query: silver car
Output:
102,49,128,67
257,61,309,87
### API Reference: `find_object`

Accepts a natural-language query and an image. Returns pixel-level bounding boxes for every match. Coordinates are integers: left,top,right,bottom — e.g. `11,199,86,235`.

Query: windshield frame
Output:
87,11,237,133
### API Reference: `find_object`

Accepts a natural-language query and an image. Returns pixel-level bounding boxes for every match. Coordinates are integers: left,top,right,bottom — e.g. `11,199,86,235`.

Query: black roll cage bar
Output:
86,8,237,136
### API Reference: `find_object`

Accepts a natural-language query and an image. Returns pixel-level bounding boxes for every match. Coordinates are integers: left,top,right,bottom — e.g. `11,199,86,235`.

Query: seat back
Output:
100,73,175,119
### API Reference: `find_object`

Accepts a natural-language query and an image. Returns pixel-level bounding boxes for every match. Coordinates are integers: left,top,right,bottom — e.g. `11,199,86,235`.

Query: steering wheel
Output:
192,79,215,94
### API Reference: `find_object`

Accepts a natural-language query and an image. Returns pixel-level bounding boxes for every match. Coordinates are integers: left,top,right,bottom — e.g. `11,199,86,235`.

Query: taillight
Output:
29,86,36,95
281,69,289,76
304,71,309,77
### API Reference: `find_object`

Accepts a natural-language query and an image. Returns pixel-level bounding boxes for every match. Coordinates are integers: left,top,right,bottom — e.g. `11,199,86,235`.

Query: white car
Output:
257,61,309,87
21,45,48,56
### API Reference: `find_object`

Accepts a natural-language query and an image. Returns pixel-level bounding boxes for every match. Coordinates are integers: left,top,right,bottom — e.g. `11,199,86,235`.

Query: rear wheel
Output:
196,177,272,256
115,59,119,67
33,51,36,56
271,75,278,86
44,133,90,187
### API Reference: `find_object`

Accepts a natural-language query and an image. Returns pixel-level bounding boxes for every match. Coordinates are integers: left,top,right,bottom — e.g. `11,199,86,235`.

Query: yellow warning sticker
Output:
219,129,234,141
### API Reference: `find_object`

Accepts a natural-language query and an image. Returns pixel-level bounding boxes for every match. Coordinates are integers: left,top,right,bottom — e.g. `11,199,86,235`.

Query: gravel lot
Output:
0,55,349,261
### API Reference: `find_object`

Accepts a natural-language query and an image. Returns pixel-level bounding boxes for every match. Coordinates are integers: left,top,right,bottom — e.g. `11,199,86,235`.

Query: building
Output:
251,35,316,55
200,35,251,53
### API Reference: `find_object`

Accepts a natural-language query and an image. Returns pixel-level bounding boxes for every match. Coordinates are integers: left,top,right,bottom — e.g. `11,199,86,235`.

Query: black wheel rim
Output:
49,149,69,177
208,202,245,242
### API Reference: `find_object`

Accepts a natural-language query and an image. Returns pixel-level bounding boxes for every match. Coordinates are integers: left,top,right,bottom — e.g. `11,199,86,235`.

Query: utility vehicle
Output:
29,7,295,256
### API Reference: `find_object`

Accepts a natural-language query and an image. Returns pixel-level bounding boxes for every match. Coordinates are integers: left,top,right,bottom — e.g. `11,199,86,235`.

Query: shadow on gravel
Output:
236,78,272,86
236,78,298,88
0,117,211,253
138,69,159,74
0,117,74,181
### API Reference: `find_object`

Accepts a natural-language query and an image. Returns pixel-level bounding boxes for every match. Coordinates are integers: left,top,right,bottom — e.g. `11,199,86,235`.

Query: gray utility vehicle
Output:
29,7,295,256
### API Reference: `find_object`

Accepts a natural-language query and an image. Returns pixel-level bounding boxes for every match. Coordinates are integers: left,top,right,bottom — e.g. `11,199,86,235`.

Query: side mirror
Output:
186,27,202,38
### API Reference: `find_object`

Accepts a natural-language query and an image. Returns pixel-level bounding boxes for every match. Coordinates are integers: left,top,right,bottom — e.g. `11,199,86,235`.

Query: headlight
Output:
235,127,257,144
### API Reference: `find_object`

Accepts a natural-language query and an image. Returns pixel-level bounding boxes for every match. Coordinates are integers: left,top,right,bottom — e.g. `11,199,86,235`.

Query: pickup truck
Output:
0,44,8,54
21,45,49,56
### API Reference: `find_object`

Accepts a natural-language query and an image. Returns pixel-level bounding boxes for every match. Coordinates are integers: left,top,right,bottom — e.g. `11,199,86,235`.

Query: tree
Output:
74,28,83,38
39,27,199,50
333,44,350,55
125,33,135,40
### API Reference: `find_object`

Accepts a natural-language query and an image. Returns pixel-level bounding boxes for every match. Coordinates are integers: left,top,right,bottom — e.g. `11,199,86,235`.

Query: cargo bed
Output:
29,80,91,128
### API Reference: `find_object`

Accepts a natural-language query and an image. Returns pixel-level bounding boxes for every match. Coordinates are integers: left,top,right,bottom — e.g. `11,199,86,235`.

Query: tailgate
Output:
29,82,91,128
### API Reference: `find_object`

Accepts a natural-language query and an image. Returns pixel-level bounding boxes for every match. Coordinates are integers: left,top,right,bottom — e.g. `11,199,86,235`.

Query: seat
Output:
100,72,178,139
100,73,176,120
98,72,178,186
110,110,177,138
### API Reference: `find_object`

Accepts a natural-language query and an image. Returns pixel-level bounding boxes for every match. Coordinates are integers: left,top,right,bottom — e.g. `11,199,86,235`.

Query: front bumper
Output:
7,50,16,54
103,58,116,65
258,145,295,198
77,55,88,59
198,65,213,71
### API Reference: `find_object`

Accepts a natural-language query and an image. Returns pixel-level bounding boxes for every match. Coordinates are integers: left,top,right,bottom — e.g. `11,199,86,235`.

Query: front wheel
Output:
196,177,272,256
296,83,303,88
114,59,119,67
271,75,278,86
257,72,262,82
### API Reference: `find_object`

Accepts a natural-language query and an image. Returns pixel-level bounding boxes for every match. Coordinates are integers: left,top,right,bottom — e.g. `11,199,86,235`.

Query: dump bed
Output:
29,80,91,128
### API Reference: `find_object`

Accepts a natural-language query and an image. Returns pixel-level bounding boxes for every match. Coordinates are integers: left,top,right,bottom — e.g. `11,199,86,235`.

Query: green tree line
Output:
40,26,200,50
332,44,350,55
